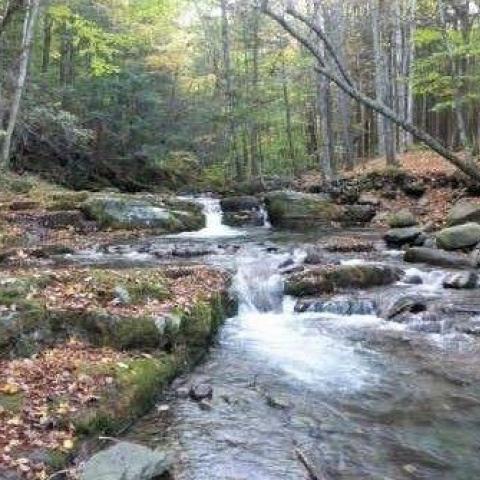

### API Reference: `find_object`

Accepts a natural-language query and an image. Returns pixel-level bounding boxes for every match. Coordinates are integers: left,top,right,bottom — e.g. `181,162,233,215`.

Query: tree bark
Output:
1,0,40,169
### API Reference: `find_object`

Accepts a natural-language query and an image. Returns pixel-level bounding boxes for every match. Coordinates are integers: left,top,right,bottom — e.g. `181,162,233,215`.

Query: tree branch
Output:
285,7,355,87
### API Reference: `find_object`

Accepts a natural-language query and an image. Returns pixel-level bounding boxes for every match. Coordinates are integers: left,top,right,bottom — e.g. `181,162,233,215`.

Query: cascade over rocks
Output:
381,294,429,321
443,272,479,289
295,297,378,315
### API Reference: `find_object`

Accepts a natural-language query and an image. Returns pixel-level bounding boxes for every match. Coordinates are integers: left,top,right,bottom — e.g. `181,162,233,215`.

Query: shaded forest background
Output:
1,0,480,192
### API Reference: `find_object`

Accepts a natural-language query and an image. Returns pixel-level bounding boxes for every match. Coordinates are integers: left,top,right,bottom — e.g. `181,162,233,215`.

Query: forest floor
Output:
299,149,478,229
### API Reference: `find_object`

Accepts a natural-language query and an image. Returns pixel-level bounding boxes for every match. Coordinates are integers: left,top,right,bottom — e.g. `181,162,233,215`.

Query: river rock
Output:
264,191,343,228
384,227,422,247
220,196,265,227
285,264,403,297
342,205,377,225
447,201,480,226
295,297,377,316
223,211,264,227
81,193,204,232
443,272,478,289
358,193,381,206
436,223,480,250
404,247,474,269
80,442,170,480
387,209,417,228
190,383,213,401
381,295,428,320
220,196,260,212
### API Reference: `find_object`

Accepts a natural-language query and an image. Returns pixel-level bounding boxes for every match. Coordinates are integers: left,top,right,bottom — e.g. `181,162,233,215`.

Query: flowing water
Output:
94,199,480,479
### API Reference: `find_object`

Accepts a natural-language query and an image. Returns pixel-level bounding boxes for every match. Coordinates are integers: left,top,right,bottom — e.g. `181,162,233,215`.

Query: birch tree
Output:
1,0,40,169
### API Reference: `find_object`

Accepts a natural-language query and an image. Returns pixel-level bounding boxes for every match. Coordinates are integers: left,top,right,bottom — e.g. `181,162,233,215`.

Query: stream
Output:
77,199,480,479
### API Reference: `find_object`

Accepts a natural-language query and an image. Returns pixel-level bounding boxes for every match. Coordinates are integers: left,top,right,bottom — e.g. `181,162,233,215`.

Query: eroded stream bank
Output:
79,199,480,480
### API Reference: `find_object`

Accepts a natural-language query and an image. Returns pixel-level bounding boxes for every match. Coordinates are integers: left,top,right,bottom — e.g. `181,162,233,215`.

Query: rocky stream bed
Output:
2,184,480,479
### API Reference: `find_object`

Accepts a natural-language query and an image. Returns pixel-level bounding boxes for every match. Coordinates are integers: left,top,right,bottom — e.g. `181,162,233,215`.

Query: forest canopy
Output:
1,0,480,190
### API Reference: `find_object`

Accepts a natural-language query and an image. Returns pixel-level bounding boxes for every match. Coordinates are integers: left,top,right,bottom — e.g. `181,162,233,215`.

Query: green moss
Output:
0,392,24,414
75,355,178,436
114,316,161,350
127,279,169,303
46,191,90,211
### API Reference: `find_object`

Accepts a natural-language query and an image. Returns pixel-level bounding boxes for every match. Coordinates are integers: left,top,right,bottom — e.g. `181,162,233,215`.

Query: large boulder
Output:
404,247,474,269
436,223,480,250
387,209,417,228
220,196,260,212
447,201,480,226
81,442,170,480
264,191,343,229
81,194,204,232
220,195,265,227
285,264,403,297
384,227,422,247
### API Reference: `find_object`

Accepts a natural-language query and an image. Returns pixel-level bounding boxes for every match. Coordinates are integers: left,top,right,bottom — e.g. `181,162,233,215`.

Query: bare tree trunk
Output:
371,0,397,165
220,0,242,180
313,0,334,179
1,0,40,169
282,54,295,164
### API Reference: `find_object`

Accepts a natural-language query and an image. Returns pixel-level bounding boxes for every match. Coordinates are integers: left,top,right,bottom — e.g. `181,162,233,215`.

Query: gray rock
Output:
403,273,423,285
223,211,264,227
443,272,478,289
342,204,377,225
357,193,381,206
190,383,213,401
81,194,204,232
295,298,377,316
264,191,344,228
404,247,474,269
436,223,480,250
285,264,403,297
113,286,131,305
220,196,260,212
387,209,418,228
384,227,422,247
81,442,169,480
382,295,428,320
447,201,480,226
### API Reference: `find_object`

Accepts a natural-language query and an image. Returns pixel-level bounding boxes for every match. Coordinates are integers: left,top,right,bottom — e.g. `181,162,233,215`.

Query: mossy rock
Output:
46,191,90,211
81,193,205,232
436,223,480,251
387,209,418,228
264,191,343,229
285,264,403,297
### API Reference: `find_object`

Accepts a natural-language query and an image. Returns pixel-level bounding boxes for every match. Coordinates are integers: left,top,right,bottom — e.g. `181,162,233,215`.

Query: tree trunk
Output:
1,0,40,169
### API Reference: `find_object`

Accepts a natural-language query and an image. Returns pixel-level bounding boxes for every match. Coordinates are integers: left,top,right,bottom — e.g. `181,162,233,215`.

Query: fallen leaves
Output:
0,341,127,479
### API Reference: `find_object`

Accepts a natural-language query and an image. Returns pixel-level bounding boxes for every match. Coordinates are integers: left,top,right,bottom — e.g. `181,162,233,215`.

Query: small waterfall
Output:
402,267,448,292
233,252,286,313
180,197,242,238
